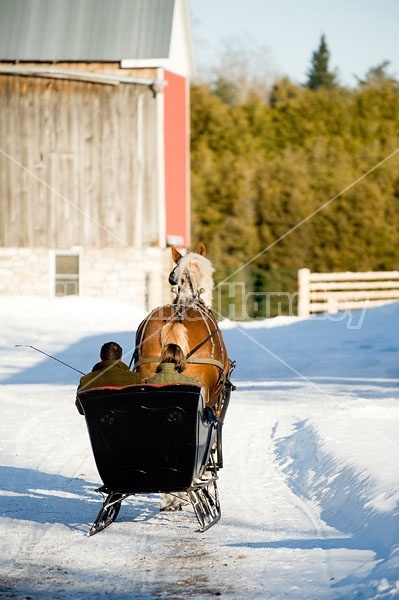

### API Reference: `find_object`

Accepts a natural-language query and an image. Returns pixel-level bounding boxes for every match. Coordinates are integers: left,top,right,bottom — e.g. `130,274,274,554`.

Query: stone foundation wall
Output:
0,248,50,295
0,247,173,310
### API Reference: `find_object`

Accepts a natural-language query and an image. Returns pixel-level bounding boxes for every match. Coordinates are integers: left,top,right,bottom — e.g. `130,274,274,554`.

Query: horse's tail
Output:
160,321,189,356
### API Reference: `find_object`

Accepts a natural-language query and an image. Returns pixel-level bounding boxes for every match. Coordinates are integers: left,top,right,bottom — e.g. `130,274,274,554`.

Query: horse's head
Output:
169,242,214,307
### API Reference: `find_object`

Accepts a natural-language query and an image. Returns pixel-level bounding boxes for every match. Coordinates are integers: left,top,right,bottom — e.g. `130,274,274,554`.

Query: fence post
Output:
297,268,310,317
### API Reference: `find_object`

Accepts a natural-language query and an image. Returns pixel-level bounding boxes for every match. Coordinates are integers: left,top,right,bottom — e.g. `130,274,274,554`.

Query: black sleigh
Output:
77,383,230,536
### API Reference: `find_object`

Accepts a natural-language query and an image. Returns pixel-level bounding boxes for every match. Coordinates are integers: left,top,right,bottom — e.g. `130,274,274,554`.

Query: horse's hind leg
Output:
160,491,189,511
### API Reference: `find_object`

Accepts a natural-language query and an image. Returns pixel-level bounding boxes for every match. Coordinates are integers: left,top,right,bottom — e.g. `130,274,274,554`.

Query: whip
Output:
14,344,85,375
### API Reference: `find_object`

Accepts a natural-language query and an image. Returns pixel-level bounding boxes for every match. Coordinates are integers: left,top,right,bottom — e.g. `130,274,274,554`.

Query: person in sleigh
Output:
75,341,140,414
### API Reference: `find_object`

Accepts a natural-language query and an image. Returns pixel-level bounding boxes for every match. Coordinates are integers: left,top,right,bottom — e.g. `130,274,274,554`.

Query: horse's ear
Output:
195,242,206,256
171,245,182,264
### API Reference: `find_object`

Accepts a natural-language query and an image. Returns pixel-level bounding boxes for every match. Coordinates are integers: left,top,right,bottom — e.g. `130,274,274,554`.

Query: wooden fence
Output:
297,269,399,317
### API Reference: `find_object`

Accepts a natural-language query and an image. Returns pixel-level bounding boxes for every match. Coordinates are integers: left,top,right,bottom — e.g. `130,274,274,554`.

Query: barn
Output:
0,0,194,310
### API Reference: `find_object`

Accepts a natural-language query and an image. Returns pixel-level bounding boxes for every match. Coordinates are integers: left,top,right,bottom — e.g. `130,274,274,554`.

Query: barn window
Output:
54,251,80,296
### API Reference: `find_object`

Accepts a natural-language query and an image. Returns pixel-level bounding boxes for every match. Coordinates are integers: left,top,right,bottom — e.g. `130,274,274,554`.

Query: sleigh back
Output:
77,384,217,493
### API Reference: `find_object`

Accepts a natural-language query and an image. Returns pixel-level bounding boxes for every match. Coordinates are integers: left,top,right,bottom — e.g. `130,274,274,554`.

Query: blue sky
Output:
189,0,399,87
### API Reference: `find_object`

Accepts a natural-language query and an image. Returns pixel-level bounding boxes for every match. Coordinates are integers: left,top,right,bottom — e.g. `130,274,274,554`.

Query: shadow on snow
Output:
0,465,159,530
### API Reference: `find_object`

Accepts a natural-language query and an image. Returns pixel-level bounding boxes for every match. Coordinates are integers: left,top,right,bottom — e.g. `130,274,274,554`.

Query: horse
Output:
133,243,231,412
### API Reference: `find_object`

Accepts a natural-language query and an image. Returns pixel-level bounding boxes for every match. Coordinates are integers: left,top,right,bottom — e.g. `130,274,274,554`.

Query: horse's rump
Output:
134,304,229,408
160,321,189,355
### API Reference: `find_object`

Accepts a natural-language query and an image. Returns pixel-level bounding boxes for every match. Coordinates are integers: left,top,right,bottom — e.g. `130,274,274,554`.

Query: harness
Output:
169,262,197,302
132,301,226,373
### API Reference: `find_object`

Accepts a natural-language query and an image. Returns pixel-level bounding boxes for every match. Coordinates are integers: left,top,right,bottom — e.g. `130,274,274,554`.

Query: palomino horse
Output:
133,243,231,412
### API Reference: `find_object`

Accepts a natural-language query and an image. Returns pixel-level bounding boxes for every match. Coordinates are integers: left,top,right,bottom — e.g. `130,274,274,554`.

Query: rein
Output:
186,327,219,360
184,267,196,300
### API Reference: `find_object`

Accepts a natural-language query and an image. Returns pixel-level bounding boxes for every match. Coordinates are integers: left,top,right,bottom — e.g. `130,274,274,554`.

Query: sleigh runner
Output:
78,380,233,535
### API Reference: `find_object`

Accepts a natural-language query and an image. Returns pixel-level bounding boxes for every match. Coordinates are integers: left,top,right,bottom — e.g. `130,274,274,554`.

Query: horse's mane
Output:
174,251,214,308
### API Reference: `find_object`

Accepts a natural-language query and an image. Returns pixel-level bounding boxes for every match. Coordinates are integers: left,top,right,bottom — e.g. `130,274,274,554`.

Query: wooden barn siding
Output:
0,68,159,249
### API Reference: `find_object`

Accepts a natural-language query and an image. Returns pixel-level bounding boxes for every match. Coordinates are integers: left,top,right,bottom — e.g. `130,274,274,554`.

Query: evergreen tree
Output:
210,75,240,106
306,34,338,90
269,76,300,107
356,60,397,86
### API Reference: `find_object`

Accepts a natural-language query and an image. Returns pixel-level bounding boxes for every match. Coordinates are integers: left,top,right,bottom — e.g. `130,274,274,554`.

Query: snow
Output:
0,295,398,599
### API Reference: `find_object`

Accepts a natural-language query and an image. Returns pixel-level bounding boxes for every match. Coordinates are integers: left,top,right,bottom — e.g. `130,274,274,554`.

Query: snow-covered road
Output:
0,297,398,599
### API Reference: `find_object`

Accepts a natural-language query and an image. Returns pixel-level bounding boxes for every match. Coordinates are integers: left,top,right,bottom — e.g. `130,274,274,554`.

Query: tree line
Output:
190,37,399,317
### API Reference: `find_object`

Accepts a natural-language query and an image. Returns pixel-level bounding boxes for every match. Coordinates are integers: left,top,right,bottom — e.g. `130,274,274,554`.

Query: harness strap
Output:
184,267,196,300
187,357,225,369
186,327,219,359
135,356,225,371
